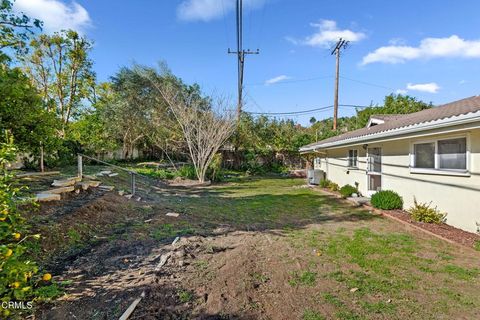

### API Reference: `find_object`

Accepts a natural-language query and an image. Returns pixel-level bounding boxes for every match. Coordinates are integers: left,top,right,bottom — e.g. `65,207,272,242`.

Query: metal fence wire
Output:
77,154,168,199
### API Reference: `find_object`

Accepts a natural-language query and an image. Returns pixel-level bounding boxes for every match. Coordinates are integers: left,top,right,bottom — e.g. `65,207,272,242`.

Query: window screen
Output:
348,150,358,167
414,143,435,168
438,138,466,170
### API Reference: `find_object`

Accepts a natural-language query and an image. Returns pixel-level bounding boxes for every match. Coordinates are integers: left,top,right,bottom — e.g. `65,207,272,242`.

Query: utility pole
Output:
228,0,259,124
331,38,348,130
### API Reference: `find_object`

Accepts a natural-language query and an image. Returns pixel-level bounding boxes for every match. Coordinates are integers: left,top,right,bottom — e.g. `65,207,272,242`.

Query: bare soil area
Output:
25,177,480,320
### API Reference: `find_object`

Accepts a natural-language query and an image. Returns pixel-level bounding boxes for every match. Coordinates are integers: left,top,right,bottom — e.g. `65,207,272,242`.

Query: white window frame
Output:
347,149,359,168
410,134,470,176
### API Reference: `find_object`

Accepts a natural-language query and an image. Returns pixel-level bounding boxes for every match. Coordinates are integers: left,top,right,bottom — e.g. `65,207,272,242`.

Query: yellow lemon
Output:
42,273,52,281
12,282,20,288
13,233,21,240
5,249,13,257
0,216,6,221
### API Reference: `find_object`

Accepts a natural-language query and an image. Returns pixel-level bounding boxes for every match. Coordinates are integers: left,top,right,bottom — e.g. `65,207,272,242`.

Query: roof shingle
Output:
301,95,480,150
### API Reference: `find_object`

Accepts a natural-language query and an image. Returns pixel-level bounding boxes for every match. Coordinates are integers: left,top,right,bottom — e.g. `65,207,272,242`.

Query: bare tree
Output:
147,77,236,183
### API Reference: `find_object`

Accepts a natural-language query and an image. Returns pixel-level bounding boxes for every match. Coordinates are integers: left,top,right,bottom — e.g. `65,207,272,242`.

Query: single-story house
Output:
300,95,480,233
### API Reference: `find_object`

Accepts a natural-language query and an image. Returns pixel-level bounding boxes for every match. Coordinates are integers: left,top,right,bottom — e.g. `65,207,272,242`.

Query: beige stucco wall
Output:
314,128,480,234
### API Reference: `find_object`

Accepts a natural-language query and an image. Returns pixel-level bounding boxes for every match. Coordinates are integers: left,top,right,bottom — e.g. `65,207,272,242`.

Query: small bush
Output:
328,181,339,192
339,184,358,198
177,164,197,180
474,240,480,252
319,179,330,188
370,190,403,210
408,198,446,224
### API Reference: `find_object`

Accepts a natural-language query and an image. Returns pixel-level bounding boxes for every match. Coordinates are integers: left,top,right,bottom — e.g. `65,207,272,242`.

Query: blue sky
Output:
14,0,480,125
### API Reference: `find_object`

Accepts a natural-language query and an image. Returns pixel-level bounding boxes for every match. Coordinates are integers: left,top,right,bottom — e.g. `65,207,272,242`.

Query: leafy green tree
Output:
0,63,59,166
69,83,118,155
23,30,95,136
354,94,432,129
0,0,41,57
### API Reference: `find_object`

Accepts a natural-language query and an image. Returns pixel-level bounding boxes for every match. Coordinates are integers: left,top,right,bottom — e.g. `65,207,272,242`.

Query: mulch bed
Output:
315,186,480,250
382,209,480,249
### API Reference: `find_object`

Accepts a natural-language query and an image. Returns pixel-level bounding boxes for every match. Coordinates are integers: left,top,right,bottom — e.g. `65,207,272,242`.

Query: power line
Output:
245,104,368,116
339,76,396,91
246,75,332,87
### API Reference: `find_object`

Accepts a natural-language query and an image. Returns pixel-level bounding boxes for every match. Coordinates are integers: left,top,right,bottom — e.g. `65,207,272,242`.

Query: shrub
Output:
328,181,339,192
339,184,358,198
177,164,197,180
408,198,446,224
370,190,403,210
319,179,330,188
0,135,58,317
474,240,480,252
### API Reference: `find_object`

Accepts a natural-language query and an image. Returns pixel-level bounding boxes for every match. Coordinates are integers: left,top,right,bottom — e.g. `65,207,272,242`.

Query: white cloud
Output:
362,35,480,65
265,75,290,85
14,0,91,34
177,0,266,22
395,89,408,95
289,19,366,48
406,82,440,93
459,79,467,85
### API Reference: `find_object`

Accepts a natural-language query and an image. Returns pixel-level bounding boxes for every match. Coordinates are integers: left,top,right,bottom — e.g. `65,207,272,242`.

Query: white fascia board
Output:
300,111,480,152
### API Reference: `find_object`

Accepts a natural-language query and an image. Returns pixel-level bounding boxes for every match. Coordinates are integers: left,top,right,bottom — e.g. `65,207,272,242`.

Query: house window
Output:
348,150,358,168
412,137,467,172
414,143,435,168
438,138,466,170
314,157,321,166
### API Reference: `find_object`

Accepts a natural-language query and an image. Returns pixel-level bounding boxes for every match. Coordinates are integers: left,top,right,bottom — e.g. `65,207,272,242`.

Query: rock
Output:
178,260,185,267
350,287,359,293
175,249,186,258
166,212,180,217
99,185,115,191
35,193,61,202
51,179,76,187
98,170,112,176
124,194,133,199
67,176,82,182
108,173,118,177
118,190,125,196
351,193,358,197
83,174,97,180
46,186,75,194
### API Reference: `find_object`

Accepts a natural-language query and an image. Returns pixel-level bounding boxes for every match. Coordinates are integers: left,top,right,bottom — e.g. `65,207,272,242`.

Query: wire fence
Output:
77,154,168,199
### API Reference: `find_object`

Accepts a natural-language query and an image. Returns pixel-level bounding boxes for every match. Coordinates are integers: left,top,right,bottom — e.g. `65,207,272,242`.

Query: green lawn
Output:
158,177,480,319
30,175,480,319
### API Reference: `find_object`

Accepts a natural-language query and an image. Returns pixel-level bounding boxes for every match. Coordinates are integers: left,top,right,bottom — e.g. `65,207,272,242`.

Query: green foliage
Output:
474,240,480,252
289,270,317,287
370,190,403,210
0,0,42,56
25,30,96,136
328,181,339,192
0,63,59,159
134,167,175,180
408,198,446,224
340,184,358,198
319,179,330,188
177,165,197,180
302,309,325,320
354,94,432,129
0,134,57,317
178,290,193,303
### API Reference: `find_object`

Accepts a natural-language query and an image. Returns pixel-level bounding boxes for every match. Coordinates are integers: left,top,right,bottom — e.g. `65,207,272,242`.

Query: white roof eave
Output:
300,111,480,152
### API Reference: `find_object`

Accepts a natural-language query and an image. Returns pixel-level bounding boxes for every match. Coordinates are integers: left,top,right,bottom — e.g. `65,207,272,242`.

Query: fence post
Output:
131,172,136,196
77,154,83,179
